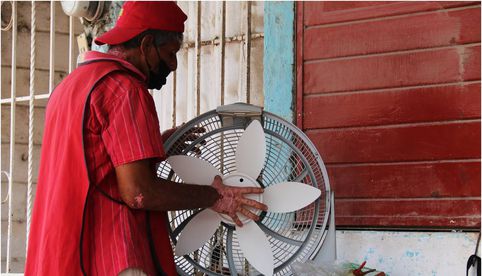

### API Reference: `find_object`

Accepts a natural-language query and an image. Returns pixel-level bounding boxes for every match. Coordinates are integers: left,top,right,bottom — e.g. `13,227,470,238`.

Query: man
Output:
25,2,267,276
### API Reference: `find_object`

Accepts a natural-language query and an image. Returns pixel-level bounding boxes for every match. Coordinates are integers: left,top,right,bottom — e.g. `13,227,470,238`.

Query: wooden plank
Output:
303,83,481,129
304,46,480,94
305,8,481,60
0,219,28,258
306,121,481,163
296,1,304,128
0,182,38,221
336,216,481,228
335,199,481,228
464,44,482,80
1,105,46,145
1,30,76,72
300,1,482,230
1,144,41,183
305,1,479,26
1,67,67,99
337,199,481,217
16,1,84,34
314,2,394,12
328,161,481,198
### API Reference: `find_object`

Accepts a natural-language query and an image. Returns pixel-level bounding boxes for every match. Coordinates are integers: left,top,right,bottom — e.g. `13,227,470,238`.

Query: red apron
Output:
25,58,176,276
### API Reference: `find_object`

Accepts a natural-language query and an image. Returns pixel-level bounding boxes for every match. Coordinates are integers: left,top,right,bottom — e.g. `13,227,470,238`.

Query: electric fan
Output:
157,103,335,276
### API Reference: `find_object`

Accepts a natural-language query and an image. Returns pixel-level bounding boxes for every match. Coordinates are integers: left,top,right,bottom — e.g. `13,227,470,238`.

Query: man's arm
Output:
115,159,268,226
116,159,219,210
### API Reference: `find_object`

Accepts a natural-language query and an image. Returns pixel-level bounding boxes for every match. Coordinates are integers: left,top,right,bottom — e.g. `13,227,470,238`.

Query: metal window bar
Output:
236,1,252,105
26,0,36,254
49,0,55,93
69,15,74,73
171,71,177,128
244,1,252,104
6,2,18,273
195,1,201,116
0,1,3,272
0,0,3,270
219,1,226,106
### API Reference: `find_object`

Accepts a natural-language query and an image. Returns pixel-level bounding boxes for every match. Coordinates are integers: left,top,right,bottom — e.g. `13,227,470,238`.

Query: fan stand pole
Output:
313,191,337,263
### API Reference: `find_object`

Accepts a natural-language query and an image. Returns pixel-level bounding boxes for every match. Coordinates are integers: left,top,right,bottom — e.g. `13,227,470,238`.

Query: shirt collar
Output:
81,51,147,82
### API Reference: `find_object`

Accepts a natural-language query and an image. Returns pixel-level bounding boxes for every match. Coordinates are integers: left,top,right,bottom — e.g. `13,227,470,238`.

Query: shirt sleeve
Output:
93,73,166,167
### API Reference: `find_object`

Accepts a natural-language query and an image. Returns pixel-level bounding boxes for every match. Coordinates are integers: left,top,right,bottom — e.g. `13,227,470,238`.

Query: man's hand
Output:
161,126,178,142
162,125,206,155
210,175,268,227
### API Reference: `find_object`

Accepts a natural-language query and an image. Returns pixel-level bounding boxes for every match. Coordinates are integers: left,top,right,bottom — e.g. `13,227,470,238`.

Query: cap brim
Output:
94,26,147,46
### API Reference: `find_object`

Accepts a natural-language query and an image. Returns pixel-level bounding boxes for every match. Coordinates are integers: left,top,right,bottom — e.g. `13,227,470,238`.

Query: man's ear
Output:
139,34,154,56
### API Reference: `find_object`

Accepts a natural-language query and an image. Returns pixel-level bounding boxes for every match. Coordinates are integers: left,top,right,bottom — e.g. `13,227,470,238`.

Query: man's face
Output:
154,40,181,73
146,39,181,89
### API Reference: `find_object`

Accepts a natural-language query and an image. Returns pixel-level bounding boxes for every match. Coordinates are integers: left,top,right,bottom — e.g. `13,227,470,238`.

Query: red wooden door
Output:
296,1,481,229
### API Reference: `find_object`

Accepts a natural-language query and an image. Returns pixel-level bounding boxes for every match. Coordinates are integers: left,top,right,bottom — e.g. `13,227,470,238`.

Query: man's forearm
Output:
131,178,220,211
115,159,267,226
115,159,220,211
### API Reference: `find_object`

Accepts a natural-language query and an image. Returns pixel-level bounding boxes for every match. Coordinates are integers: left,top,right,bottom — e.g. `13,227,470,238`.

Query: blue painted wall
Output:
263,2,295,123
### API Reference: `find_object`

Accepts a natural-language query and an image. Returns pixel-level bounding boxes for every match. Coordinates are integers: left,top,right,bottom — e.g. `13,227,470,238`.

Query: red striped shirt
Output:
82,52,173,276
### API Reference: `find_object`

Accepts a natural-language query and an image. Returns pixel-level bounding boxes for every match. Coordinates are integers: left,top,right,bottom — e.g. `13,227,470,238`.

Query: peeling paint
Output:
456,46,467,81
337,230,479,275
404,250,420,258
264,2,295,123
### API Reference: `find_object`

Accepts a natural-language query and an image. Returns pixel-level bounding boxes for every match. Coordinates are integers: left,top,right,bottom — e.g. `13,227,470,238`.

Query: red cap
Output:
94,1,187,46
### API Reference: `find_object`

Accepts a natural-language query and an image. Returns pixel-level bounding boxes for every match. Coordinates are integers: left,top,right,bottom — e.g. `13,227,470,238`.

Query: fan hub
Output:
220,173,263,225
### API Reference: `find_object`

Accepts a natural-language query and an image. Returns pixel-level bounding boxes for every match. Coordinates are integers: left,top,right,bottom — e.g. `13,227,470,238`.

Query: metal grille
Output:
1,1,80,273
157,108,331,275
155,1,265,131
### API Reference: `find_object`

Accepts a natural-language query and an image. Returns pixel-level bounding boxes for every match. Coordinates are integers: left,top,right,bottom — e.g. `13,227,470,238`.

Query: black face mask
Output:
146,45,171,90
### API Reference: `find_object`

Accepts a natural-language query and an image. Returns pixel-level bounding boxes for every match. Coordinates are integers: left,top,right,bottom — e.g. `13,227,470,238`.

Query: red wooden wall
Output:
296,1,481,229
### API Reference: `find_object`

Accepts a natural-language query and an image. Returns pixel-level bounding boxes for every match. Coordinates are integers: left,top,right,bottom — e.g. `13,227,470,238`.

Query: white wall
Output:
152,1,265,131
337,230,480,276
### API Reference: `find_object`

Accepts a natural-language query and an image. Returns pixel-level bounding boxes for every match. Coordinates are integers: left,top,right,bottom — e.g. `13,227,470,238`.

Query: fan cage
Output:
157,109,331,276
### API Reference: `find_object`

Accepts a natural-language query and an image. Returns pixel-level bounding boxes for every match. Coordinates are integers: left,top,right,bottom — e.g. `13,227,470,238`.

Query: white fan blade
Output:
236,221,274,276
235,120,266,179
263,182,321,213
175,209,221,256
168,155,221,185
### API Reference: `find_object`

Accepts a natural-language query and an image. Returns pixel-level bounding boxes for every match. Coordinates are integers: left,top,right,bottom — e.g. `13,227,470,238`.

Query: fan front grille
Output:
157,110,330,276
